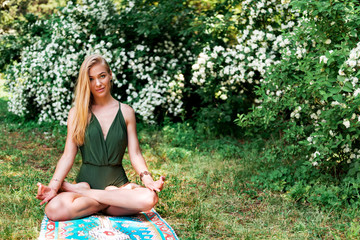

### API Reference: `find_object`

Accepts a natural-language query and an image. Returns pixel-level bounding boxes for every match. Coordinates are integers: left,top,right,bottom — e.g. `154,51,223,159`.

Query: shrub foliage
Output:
238,0,360,207
4,0,197,124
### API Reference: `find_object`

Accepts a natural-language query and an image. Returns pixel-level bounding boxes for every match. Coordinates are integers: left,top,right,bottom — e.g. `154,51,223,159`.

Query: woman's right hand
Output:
36,182,58,205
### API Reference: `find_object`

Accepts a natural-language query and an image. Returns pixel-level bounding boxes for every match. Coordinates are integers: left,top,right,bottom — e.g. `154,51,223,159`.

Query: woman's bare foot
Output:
105,183,141,191
122,183,142,190
61,181,90,193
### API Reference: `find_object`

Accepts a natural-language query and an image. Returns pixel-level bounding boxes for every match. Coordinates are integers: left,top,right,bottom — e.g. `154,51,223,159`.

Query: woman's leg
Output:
102,183,154,216
45,183,108,221
62,182,158,214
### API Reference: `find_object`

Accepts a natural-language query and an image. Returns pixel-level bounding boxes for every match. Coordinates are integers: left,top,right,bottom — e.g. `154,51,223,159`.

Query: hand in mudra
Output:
144,176,165,192
36,182,57,205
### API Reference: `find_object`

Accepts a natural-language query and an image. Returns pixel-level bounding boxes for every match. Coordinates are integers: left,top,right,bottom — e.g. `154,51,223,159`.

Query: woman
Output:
36,54,165,221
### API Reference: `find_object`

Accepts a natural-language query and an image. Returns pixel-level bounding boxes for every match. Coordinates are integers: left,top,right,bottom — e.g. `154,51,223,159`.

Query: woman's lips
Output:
96,87,105,93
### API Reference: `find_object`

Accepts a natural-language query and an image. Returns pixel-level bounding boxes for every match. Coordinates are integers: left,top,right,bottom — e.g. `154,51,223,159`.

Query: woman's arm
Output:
36,108,78,204
122,104,164,192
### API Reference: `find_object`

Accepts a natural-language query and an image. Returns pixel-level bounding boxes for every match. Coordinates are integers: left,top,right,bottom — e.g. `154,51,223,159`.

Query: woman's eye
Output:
100,75,105,78
89,78,94,81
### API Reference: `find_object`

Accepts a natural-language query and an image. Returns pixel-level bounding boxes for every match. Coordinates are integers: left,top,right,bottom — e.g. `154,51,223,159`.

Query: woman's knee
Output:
45,193,72,221
140,189,158,211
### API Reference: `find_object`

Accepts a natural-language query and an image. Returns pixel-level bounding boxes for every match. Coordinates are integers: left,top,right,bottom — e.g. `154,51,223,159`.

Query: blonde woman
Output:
36,54,165,221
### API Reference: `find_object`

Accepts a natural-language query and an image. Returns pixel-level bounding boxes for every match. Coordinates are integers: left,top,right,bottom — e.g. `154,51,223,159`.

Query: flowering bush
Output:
5,0,196,124
4,0,300,131
237,0,360,206
190,0,297,130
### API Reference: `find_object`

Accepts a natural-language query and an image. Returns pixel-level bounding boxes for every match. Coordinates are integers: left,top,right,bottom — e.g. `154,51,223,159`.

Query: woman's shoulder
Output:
67,107,76,121
68,107,76,114
120,103,135,123
120,102,134,114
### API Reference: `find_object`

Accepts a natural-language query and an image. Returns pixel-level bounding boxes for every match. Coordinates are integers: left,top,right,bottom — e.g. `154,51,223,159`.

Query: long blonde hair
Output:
71,54,111,146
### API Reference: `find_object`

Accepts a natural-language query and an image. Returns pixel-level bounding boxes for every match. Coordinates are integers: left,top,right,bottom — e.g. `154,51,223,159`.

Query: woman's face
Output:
88,63,112,99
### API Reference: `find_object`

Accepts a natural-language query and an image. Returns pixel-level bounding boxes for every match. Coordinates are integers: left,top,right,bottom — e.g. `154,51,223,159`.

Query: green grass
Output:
0,79,359,239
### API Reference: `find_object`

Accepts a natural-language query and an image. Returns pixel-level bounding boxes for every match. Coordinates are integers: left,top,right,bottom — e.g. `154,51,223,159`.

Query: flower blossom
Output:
354,88,360,97
319,55,328,64
343,119,350,128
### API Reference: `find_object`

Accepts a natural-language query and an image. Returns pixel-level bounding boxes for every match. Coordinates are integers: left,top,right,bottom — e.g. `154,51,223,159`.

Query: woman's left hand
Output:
36,182,58,205
143,176,165,192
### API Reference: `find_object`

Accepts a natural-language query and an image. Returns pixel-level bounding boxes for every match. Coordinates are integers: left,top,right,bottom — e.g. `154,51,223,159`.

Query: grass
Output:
0,78,359,239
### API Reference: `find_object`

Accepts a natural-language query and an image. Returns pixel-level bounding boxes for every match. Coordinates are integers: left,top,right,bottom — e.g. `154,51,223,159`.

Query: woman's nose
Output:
95,78,101,86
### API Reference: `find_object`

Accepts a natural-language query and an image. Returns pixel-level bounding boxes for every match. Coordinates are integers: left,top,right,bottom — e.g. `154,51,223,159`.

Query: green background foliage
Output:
238,0,360,208
1,0,360,238
0,0,67,71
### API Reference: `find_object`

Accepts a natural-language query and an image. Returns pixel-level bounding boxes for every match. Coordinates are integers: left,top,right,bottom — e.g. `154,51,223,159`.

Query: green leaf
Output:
332,94,343,102
343,82,353,92
328,87,341,94
337,76,346,82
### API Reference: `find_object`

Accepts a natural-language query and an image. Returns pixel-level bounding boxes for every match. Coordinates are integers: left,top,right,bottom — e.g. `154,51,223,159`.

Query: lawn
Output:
0,78,359,239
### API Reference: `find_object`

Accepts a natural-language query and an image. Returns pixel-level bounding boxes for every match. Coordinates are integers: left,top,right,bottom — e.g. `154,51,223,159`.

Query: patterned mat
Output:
38,209,178,240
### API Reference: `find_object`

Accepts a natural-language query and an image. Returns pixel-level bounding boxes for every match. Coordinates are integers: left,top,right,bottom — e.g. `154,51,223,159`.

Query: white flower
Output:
192,63,200,70
348,60,357,68
338,69,345,76
331,101,340,106
324,39,331,44
211,52,218,59
352,77,358,85
314,151,320,157
206,61,214,69
312,161,318,166
344,146,350,153
220,94,228,100
319,55,328,64
310,113,317,119
128,51,135,58
343,119,350,128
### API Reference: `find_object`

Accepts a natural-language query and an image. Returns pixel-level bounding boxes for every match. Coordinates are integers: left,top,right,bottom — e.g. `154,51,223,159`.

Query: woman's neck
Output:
92,95,116,107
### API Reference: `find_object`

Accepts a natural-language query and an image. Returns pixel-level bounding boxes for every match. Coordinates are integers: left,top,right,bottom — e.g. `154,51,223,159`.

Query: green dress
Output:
76,102,129,189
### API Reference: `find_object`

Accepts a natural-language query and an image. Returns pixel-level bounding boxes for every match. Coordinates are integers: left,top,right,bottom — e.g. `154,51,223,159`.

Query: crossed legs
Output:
45,182,158,221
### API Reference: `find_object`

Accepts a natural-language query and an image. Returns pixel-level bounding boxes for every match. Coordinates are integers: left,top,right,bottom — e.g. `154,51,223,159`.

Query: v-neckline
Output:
91,104,120,142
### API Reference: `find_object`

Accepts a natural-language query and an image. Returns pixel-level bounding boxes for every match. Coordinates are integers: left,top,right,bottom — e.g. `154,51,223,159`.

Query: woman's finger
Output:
37,182,43,196
40,194,53,205
146,183,158,192
150,186,160,192
40,198,47,205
